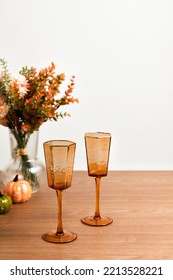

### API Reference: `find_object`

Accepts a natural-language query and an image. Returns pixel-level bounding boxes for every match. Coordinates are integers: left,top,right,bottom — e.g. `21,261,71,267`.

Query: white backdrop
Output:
0,0,173,171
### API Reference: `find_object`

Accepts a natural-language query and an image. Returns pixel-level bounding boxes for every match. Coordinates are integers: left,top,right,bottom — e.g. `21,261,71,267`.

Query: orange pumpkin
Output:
4,175,32,203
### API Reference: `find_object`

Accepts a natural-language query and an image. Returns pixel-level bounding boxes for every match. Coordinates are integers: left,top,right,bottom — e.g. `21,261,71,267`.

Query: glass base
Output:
81,215,113,226
42,230,77,243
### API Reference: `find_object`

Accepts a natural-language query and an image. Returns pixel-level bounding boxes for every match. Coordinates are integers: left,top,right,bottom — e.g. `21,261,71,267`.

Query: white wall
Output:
0,0,173,171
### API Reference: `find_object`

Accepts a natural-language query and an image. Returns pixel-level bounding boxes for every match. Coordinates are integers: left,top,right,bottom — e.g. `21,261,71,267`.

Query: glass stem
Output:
56,190,64,235
94,177,101,219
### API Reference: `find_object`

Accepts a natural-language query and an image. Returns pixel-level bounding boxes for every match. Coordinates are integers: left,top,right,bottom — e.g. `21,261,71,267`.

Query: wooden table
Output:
1,171,173,260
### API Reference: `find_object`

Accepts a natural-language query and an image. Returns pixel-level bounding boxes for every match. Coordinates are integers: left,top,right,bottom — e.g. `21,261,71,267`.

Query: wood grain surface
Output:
1,171,173,260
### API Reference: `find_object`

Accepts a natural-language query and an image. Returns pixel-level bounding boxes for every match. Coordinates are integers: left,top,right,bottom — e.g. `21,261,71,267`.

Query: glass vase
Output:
2,130,46,193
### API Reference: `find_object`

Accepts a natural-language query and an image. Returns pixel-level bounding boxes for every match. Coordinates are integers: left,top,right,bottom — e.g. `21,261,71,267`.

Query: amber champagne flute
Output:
42,140,77,243
81,132,113,226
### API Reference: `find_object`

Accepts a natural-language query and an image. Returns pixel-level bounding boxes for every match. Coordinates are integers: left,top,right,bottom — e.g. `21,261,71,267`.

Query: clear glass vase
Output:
2,130,46,193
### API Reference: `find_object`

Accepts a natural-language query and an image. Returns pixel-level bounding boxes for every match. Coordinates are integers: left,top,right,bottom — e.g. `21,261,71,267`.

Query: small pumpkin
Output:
0,191,12,214
4,175,32,203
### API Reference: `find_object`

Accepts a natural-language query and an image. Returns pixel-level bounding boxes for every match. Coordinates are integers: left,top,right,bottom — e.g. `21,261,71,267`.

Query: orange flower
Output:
25,98,32,105
22,124,30,132
48,110,55,118
67,97,79,103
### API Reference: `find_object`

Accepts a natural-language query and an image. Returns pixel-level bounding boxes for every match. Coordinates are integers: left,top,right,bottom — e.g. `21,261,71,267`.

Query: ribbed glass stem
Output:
94,177,101,219
56,190,64,235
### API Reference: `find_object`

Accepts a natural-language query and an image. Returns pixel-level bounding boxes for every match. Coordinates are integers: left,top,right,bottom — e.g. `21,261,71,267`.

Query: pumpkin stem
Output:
13,174,19,182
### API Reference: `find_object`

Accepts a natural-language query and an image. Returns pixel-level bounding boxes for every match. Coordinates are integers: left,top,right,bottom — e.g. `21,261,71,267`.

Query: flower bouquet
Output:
0,59,78,191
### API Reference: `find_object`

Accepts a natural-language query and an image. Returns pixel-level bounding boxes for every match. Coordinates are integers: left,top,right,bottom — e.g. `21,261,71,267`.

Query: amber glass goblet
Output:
42,140,77,243
81,132,113,226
